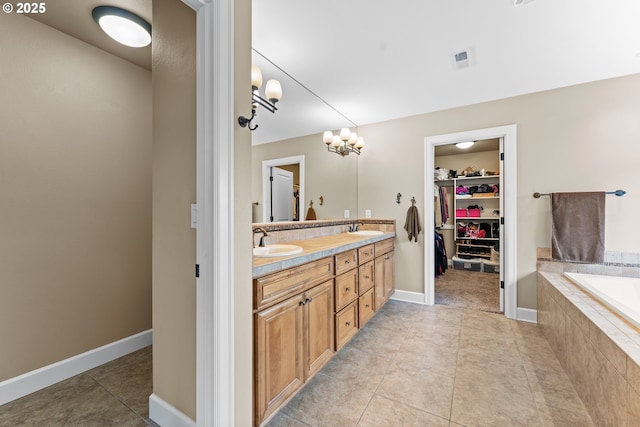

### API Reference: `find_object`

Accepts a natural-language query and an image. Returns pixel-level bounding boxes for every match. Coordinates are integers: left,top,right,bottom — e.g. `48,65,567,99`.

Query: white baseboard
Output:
149,393,196,427
516,307,538,323
390,290,425,305
0,329,152,406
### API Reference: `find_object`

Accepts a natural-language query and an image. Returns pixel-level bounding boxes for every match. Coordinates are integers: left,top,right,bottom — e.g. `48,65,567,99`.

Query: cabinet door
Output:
255,296,304,425
304,280,335,380
374,251,395,310
335,300,358,350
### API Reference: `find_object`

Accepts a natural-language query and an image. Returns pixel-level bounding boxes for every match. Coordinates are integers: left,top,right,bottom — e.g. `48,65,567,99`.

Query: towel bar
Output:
533,190,626,198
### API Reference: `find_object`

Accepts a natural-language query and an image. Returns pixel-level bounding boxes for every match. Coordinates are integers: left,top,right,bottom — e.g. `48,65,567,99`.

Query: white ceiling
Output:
251,0,640,145
27,1,640,146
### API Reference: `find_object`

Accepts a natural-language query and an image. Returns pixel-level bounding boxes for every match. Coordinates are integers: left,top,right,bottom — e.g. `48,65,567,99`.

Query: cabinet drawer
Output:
358,261,374,294
358,288,375,327
335,269,358,311
254,257,334,310
335,249,358,275
335,301,358,350
358,244,375,265
374,239,394,257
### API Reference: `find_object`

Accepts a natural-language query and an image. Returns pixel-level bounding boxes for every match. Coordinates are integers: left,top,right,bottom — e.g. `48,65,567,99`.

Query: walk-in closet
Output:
433,139,502,313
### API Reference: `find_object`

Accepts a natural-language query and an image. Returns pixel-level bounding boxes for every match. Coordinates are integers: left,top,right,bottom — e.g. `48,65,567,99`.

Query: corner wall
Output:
0,13,152,381
151,0,197,419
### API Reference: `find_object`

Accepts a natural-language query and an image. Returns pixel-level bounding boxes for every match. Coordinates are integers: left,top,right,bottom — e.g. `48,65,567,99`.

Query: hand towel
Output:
551,192,605,263
404,205,422,242
305,203,317,220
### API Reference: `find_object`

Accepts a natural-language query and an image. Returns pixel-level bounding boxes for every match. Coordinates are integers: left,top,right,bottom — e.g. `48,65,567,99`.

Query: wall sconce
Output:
323,128,365,157
238,65,282,131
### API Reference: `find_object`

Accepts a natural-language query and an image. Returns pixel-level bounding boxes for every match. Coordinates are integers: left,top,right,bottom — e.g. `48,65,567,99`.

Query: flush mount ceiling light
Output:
238,65,283,131
456,141,475,149
323,128,365,157
92,6,152,48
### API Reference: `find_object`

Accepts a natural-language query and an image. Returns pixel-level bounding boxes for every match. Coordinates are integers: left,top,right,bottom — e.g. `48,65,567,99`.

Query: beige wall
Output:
356,73,640,309
252,134,358,222
151,0,197,419
0,14,152,380
235,0,254,424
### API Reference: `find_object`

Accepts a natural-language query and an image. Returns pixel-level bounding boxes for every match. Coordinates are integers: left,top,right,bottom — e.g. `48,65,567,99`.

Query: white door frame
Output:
262,155,305,222
424,125,518,319
182,0,235,425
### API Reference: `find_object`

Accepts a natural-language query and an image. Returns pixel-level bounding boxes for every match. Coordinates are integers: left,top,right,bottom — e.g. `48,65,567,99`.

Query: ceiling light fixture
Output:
238,65,283,131
92,6,151,48
323,128,365,157
456,141,475,149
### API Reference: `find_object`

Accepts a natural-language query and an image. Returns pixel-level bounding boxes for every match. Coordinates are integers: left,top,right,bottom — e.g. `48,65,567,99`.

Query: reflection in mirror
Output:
252,134,357,223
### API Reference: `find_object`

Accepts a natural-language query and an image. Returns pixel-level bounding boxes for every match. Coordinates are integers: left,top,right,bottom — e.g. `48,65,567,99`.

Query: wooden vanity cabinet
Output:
358,260,375,326
254,260,335,426
374,240,395,310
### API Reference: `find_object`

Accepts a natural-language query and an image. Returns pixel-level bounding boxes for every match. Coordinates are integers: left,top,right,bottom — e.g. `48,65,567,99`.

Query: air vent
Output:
452,48,475,70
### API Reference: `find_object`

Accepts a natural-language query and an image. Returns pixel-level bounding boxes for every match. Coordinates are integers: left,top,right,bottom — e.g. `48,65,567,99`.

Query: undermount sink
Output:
348,230,384,236
253,244,303,257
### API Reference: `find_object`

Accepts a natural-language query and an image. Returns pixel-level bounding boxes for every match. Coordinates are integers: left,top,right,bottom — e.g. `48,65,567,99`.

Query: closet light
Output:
92,6,152,48
456,141,475,149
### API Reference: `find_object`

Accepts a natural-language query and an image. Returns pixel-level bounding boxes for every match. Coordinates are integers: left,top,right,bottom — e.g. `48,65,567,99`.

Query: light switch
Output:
191,204,197,229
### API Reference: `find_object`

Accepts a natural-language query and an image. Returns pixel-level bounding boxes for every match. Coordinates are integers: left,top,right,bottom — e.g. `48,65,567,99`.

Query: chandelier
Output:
238,65,283,131
323,128,365,157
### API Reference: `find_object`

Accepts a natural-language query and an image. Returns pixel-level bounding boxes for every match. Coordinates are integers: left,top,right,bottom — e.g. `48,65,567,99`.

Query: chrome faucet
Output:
349,222,361,232
253,227,269,247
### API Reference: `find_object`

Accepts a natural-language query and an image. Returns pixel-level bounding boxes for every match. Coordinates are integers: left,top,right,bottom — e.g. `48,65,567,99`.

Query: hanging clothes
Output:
434,232,447,276
439,186,449,224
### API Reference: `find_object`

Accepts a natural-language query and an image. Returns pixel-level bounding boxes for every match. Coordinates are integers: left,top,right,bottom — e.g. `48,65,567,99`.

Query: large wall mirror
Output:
250,51,359,223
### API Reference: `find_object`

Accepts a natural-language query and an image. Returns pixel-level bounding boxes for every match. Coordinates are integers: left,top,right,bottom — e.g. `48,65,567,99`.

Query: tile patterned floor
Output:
0,346,154,427
266,301,594,427
1,302,594,427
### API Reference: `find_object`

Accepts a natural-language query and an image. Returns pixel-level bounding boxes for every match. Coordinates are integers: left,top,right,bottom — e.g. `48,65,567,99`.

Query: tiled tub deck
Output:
537,266,640,425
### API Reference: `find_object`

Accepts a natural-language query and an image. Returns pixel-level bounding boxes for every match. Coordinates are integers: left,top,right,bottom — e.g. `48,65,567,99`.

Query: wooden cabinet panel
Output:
304,280,335,380
255,296,304,425
358,287,375,327
335,249,358,275
335,301,358,350
254,257,333,310
358,261,374,294
375,249,395,311
335,269,358,311
358,244,375,265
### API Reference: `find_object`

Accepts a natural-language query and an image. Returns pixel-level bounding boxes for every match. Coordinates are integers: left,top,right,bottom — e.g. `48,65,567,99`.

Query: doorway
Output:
433,139,502,313
261,155,305,222
424,125,517,319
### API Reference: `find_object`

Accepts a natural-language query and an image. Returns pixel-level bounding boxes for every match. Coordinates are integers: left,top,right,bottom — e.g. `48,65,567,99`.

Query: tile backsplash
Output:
537,247,640,278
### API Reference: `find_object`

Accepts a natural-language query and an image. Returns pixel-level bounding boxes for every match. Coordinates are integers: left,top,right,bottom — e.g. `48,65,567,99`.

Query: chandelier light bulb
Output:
251,65,263,90
355,137,365,149
339,128,351,141
323,131,334,144
331,135,342,148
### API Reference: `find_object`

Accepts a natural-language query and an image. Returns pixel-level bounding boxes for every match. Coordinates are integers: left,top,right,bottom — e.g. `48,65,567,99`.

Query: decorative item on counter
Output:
319,196,324,206
305,200,317,220
396,193,402,204
403,197,421,242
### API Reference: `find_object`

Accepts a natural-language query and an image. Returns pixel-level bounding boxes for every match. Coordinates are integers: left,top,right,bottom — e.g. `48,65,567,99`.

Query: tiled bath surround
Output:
537,249,640,425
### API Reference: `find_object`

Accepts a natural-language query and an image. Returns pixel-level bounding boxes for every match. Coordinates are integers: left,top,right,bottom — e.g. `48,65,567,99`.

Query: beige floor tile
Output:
280,373,373,426
347,323,408,357
357,395,449,427
536,402,594,427
264,411,309,427
376,362,455,419
0,375,147,427
396,338,459,377
320,345,392,390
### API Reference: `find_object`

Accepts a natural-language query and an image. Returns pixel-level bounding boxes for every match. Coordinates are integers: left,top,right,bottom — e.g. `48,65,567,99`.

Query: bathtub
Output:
564,272,640,329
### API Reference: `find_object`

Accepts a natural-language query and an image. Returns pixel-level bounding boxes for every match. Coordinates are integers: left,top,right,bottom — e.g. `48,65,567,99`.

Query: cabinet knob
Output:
364,275,370,279
306,297,312,303
345,287,351,292
365,304,370,308
385,256,390,260
345,260,350,264
346,321,351,326
299,300,306,306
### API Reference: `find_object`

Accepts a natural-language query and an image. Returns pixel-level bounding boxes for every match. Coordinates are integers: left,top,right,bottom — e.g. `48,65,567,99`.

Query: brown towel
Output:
551,192,605,263
305,201,316,220
404,205,421,242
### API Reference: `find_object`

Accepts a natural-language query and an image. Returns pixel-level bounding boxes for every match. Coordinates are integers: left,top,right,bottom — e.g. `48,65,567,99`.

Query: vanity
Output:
252,219,396,426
